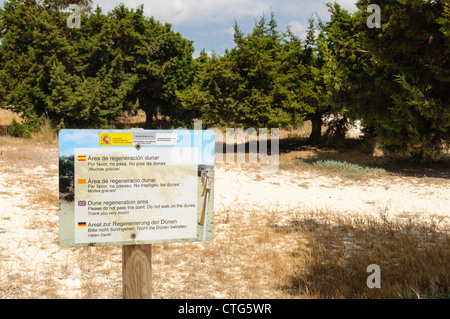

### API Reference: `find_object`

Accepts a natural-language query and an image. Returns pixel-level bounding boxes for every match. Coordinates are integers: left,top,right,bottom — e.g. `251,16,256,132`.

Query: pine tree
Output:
0,0,77,131
0,1,196,132
353,0,450,161
301,4,356,145
178,12,312,130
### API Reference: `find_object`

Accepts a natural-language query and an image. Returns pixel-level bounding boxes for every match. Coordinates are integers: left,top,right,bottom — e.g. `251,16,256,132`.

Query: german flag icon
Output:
78,222,87,228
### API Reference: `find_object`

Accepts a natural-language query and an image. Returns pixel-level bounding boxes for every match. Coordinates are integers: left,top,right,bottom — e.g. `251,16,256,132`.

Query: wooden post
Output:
121,128,152,299
199,189,210,226
122,244,152,299
199,174,210,226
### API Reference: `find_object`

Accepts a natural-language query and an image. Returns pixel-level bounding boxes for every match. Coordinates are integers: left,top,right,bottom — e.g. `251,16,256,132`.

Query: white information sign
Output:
58,129,215,247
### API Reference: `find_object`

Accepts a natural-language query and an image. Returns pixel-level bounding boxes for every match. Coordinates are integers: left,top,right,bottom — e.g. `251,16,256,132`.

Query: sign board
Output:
58,129,215,247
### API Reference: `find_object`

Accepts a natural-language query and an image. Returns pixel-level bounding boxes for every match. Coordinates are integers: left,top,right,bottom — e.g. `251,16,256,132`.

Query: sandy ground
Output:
215,163,450,226
0,139,449,298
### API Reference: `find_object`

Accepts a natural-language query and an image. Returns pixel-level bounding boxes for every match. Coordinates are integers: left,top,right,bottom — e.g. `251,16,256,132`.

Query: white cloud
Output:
90,0,359,55
211,26,235,43
93,0,357,26
94,0,272,25
222,26,235,36
287,20,306,38
338,0,359,11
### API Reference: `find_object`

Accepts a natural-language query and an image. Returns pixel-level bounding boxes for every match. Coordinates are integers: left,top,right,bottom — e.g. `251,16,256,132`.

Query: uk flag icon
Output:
78,200,87,206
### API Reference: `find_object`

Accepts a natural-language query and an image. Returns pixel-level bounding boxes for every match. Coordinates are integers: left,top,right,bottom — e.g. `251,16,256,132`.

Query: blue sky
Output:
1,0,358,57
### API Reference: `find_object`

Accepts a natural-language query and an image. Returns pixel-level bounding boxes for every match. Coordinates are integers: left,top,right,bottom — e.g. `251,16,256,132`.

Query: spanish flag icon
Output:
78,222,87,228
78,178,87,184
78,155,86,161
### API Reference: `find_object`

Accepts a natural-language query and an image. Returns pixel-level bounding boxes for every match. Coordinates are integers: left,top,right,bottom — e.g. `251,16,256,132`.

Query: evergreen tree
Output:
0,1,195,132
353,0,450,161
0,0,77,131
178,50,242,128
179,12,311,129
301,4,356,145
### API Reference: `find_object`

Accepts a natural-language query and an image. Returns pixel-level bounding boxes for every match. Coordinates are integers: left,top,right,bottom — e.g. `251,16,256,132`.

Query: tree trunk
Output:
361,126,377,154
143,108,154,129
323,115,348,148
308,114,323,145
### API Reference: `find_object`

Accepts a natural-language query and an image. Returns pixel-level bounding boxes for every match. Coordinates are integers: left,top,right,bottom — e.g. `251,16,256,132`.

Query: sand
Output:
214,163,450,226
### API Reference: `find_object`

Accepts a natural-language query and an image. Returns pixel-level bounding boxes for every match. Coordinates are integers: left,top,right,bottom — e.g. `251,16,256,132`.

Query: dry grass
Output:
111,109,147,129
279,210,449,299
150,206,299,299
151,205,449,299
0,109,23,136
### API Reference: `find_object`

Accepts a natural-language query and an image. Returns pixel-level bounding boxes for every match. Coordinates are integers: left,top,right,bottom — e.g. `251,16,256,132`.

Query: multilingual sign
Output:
58,129,215,247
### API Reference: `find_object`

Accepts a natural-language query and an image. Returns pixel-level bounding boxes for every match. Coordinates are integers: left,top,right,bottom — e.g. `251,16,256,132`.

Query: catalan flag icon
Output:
78,155,86,161
78,179,86,184
78,200,86,206
78,222,87,228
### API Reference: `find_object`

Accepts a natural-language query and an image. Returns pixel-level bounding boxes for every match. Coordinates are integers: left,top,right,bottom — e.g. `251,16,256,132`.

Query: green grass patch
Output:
294,159,385,180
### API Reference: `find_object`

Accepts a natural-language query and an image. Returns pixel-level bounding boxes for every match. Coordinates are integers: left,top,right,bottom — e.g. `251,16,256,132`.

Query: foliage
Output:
353,0,450,161
59,155,74,193
178,12,312,129
0,0,195,130
299,158,383,172
8,118,35,137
